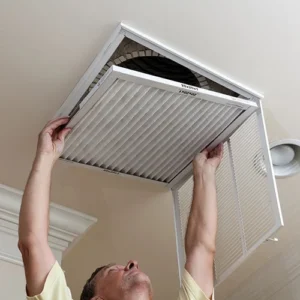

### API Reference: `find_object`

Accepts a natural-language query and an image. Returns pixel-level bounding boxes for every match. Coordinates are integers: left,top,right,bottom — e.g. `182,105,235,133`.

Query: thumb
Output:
58,128,72,141
202,148,209,156
197,148,209,160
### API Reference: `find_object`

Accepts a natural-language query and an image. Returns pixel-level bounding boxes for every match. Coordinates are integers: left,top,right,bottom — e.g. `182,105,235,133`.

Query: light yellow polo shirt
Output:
26,262,72,300
26,261,213,300
179,269,214,300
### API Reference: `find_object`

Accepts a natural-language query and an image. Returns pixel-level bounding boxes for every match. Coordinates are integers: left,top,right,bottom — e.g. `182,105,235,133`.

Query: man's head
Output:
80,260,152,300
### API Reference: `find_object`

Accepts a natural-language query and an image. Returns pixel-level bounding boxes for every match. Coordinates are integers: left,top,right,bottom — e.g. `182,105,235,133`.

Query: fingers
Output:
208,144,223,159
215,144,224,158
193,144,223,175
195,144,223,161
42,117,70,135
193,150,208,171
57,127,72,141
196,149,208,159
216,143,224,157
201,148,209,156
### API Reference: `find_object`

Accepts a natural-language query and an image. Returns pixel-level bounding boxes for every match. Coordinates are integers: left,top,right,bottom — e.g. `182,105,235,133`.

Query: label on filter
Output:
179,90,197,97
181,83,199,91
178,83,199,97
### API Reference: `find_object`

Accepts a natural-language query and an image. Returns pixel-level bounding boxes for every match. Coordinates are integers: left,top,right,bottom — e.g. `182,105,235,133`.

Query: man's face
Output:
93,260,152,300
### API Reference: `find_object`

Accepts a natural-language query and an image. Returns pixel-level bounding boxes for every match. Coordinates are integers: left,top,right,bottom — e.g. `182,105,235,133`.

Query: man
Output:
18,117,223,300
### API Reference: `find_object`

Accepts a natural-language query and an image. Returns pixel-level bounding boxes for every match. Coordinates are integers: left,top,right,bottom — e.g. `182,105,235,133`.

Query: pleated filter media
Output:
62,65,257,184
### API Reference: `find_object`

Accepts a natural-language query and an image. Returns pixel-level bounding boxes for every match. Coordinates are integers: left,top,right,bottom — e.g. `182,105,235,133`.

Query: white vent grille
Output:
229,114,275,250
174,112,283,285
215,142,245,280
61,66,257,184
226,241,300,300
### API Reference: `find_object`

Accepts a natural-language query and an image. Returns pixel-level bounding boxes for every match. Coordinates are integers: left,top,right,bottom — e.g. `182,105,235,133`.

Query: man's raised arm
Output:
18,118,71,297
184,145,223,299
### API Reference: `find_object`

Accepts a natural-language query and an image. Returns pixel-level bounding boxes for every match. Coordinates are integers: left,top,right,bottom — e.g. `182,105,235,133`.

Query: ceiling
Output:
1,1,299,299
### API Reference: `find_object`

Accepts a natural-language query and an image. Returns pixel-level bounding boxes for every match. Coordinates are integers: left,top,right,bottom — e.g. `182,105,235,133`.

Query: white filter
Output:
61,65,257,184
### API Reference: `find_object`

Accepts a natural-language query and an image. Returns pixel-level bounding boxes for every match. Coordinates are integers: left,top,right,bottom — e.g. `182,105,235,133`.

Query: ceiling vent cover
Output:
55,23,283,286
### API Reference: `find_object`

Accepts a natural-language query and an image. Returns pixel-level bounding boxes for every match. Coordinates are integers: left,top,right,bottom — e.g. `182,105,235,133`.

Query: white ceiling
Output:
1,1,300,299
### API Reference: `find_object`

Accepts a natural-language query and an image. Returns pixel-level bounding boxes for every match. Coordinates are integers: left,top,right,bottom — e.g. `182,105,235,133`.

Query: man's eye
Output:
108,268,117,273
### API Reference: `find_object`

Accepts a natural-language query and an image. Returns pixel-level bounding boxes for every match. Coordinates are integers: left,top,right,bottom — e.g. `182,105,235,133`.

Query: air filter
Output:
61,65,257,184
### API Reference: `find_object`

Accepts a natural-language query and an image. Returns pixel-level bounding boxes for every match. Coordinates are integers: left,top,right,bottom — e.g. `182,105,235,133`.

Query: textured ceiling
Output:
0,1,299,299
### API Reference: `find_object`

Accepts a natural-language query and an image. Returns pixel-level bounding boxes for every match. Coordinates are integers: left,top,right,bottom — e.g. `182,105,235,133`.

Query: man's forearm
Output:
19,155,53,244
184,147,222,298
18,118,70,297
185,171,217,254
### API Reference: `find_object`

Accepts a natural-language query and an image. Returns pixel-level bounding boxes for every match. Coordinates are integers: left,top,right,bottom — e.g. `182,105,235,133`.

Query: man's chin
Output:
131,275,152,297
127,271,152,288
132,271,150,281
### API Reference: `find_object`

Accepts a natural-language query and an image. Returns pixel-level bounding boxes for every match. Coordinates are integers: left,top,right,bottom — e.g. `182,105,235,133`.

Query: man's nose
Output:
125,260,139,271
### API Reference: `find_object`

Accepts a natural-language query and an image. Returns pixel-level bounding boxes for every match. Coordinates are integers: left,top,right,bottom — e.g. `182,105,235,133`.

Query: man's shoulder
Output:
178,269,213,300
26,262,73,300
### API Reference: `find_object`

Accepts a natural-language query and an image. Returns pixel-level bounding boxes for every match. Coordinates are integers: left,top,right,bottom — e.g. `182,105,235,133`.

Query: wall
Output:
0,260,26,299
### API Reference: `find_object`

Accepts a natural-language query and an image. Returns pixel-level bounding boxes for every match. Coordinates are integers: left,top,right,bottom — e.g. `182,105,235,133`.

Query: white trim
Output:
0,184,97,265
110,66,257,109
256,106,284,227
0,251,23,266
172,190,185,284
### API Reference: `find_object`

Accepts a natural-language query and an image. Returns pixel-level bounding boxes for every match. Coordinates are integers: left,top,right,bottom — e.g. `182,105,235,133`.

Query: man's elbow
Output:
185,236,216,257
18,234,44,256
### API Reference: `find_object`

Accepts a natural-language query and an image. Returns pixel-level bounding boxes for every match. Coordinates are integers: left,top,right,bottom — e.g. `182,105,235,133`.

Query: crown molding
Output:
0,184,97,265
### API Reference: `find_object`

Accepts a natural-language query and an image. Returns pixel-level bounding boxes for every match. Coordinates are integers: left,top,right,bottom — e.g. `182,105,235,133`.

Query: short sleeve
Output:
178,269,214,300
26,261,72,300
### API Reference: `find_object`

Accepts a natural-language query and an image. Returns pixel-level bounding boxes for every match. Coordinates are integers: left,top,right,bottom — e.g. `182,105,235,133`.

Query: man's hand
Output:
36,117,71,163
19,117,71,297
185,145,223,299
193,144,223,177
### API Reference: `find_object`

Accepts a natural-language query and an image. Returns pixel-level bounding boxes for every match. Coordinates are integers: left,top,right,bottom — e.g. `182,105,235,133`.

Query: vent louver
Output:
174,112,283,285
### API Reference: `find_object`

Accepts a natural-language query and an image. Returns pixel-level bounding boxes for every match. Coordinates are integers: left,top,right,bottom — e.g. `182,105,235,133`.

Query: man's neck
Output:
124,287,152,300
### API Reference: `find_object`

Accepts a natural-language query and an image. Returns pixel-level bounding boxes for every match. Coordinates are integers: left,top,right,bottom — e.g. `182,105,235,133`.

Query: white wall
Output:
0,260,26,299
0,183,97,299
